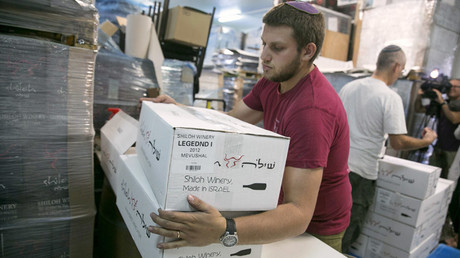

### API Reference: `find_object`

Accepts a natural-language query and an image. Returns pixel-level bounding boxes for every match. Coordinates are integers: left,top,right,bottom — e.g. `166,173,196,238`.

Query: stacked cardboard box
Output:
0,1,98,256
212,48,260,73
100,102,291,257
349,155,454,258
164,6,212,48
0,0,98,46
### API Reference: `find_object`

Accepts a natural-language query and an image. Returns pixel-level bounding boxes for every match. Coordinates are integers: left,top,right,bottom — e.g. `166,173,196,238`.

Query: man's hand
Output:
432,89,445,104
138,95,178,111
140,95,177,105
421,127,437,143
148,195,226,249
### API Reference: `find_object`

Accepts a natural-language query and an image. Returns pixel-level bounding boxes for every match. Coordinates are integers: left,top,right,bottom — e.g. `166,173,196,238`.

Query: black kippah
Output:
381,45,402,53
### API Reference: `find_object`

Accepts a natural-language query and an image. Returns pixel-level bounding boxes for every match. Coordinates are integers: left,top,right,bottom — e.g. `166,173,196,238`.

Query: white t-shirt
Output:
339,77,407,180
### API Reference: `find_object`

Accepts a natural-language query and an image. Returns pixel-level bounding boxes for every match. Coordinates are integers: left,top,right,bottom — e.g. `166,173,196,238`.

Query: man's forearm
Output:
390,135,433,151
441,104,460,124
235,202,313,245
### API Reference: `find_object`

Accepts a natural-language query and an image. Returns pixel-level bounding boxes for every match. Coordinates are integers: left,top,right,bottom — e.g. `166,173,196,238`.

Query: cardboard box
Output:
377,155,440,199
136,102,290,211
0,212,95,257
100,20,119,37
362,211,445,251
100,110,138,190
164,6,212,47
322,30,350,61
372,178,454,227
365,231,439,258
348,234,368,258
116,154,263,258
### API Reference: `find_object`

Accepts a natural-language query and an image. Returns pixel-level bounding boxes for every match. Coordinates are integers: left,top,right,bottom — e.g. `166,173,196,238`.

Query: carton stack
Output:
0,1,98,256
349,155,454,258
212,48,260,73
100,102,290,257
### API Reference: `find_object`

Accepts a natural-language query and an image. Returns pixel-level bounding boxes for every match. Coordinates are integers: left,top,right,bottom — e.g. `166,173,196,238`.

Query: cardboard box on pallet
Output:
364,231,439,258
0,212,96,257
0,34,96,221
348,234,369,258
136,102,290,211
372,178,454,227
362,210,446,251
116,154,262,258
377,155,440,200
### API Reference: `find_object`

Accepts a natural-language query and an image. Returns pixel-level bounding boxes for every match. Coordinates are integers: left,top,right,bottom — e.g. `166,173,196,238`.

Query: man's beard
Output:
264,56,301,83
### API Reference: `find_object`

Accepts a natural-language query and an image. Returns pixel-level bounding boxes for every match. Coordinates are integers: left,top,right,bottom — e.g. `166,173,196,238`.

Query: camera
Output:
420,69,452,100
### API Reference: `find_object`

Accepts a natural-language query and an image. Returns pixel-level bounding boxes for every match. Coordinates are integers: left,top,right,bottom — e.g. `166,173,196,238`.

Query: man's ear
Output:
392,62,401,74
302,43,317,62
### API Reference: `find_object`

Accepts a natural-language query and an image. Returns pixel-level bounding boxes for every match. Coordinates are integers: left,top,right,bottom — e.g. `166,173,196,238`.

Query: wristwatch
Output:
220,218,238,247
441,101,447,106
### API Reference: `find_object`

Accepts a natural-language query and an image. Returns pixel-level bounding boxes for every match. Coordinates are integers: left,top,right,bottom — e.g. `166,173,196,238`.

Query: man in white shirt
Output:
339,45,437,253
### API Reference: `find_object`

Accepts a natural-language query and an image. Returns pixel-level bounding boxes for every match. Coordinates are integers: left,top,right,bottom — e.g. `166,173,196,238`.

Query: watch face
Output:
222,235,238,247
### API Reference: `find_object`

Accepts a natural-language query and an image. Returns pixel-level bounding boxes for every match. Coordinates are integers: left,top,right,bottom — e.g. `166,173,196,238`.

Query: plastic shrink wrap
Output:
0,0,98,46
0,1,98,256
96,0,151,44
161,59,196,106
94,29,159,133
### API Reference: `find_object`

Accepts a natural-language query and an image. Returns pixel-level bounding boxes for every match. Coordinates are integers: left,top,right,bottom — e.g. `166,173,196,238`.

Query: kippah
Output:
285,1,320,14
381,45,402,53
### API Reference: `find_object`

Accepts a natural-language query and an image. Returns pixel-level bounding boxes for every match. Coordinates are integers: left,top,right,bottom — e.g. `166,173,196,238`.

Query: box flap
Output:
382,155,440,173
143,102,288,139
101,110,138,154
120,154,160,208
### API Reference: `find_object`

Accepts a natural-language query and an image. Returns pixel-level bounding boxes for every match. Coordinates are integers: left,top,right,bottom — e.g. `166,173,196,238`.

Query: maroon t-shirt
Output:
243,67,352,235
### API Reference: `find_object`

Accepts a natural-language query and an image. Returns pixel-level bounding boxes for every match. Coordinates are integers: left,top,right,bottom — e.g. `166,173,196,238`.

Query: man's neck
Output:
371,72,391,86
279,64,314,94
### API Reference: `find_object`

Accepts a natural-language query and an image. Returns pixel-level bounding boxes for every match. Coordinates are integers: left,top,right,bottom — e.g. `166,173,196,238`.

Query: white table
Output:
96,149,346,257
262,233,346,257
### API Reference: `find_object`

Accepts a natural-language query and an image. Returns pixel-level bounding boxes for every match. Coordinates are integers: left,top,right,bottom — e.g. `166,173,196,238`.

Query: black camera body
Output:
420,73,451,100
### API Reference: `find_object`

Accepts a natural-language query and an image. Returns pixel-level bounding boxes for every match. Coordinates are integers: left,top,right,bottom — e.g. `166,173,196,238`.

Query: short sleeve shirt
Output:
243,67,352,235
339,77,407,180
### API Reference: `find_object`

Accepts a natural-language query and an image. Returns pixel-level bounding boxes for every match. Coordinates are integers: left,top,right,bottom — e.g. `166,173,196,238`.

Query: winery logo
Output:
223,154,244,168
379,168,394,177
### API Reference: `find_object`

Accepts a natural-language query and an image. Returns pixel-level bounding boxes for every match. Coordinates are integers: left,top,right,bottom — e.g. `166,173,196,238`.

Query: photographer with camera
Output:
415,78,460,179
415,78,460,248
339,45,438,253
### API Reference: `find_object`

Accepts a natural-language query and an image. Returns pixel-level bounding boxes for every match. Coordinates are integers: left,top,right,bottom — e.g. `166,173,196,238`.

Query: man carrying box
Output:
142,2,351,253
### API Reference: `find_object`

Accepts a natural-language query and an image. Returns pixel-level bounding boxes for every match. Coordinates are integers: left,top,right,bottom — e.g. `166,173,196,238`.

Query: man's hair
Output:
263,3,325,62
376,45,405,71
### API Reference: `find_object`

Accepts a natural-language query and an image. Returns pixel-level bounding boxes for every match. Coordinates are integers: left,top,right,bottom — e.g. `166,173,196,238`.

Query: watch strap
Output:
226,218,236,234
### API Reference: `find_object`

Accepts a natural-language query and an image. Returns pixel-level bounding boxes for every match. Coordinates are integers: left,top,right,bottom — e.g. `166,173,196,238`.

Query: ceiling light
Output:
218,9,242,23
